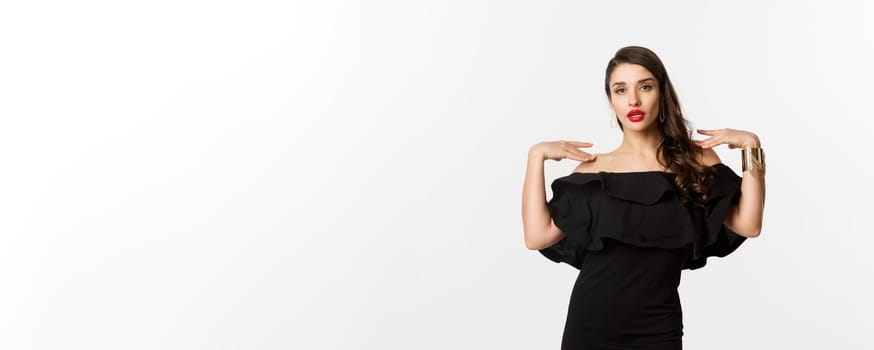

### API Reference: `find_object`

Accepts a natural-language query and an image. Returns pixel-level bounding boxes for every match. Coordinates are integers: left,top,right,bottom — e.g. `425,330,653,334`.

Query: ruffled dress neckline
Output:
540,163,746,270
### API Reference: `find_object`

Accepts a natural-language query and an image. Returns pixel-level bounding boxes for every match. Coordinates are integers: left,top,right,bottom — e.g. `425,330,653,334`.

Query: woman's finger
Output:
573,151,596,162
563,153,587,162
568,149,596,162
701,140,721,149
568,141,593,148
698,136,723,149
698,129,751,149
578,153,598,162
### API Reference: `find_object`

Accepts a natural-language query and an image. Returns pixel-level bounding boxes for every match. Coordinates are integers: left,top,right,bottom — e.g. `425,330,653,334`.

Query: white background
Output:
1,1,872,349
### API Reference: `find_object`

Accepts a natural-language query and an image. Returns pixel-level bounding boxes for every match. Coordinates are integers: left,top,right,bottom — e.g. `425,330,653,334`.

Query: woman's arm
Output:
522,141,596,250
697,129,766,238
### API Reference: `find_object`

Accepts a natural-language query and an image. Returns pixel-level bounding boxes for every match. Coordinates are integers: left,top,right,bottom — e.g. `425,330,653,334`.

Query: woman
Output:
521,46,765,349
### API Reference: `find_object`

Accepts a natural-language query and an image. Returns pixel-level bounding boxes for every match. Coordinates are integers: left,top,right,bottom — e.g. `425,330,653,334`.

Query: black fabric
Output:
538,163,746,349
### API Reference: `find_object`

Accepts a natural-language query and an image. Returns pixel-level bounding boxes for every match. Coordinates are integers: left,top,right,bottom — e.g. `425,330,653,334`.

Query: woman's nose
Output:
628,92,641,107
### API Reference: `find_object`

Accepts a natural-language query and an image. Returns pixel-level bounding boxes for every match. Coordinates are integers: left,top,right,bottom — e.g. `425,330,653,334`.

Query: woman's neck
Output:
616,129,664,156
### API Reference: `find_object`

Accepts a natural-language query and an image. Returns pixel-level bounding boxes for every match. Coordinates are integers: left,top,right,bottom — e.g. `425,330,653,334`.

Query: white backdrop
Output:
1,1,872,349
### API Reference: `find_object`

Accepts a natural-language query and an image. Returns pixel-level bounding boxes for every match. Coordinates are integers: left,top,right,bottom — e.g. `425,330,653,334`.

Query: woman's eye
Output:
615,88,625,94
641,85,652,91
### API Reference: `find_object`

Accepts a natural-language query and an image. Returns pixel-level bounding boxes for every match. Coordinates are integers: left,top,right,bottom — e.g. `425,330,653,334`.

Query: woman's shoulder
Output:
574,152,615,174
571,151,667,174
699,147,722,166
572,148,723,174
571,152,612,174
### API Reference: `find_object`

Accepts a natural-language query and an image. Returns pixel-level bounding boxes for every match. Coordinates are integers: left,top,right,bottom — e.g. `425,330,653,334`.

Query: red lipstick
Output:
626,109,645,122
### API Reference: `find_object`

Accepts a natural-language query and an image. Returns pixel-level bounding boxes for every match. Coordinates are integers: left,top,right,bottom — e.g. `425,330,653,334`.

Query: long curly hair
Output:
604,46,715,204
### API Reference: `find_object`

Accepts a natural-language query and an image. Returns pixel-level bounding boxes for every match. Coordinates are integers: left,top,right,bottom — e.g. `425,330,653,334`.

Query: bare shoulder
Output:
699,147,722,166
572,153,610,173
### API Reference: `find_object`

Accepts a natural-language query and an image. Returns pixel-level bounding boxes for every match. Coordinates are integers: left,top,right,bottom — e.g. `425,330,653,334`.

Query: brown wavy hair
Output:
604,46,715,204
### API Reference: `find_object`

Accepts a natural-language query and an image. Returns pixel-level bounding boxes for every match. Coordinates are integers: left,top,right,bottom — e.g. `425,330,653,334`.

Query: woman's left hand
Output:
695,128,761,149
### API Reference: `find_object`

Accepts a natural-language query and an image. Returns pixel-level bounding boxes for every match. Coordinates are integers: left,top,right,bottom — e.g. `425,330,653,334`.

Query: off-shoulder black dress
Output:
539,164,746,350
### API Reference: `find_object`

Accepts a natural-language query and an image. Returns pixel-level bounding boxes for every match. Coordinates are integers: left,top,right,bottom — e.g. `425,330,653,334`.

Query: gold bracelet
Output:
742,148,765,174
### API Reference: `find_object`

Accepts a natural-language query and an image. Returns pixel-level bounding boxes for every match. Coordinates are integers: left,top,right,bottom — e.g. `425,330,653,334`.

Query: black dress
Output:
539,163,746,350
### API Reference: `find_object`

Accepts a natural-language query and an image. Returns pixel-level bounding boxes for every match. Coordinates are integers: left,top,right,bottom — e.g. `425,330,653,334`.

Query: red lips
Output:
626,109,645,122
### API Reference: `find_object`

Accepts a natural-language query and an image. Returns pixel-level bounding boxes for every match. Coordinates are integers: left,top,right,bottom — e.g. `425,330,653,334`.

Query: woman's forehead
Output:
610,63,656,84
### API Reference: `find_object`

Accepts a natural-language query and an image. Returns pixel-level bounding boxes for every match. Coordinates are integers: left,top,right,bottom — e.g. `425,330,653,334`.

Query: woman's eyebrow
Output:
611,78,656,87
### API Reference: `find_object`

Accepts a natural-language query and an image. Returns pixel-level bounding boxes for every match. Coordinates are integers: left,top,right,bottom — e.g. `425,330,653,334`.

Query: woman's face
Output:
608,63,661,132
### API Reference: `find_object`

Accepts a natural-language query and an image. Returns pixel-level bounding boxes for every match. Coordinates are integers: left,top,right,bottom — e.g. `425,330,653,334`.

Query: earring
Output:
659,113,666,122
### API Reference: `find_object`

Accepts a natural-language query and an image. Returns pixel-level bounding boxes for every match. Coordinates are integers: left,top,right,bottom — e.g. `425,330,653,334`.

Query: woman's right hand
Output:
529,141,597,162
